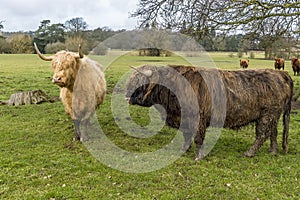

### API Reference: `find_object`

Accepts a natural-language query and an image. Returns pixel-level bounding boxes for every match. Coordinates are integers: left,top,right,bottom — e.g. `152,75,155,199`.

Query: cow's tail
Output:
282,78,293,154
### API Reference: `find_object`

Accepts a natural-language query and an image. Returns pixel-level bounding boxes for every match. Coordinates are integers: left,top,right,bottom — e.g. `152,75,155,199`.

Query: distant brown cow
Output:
126,65,293,160
240,59,249,69
291,58,300,76
274,58,284,70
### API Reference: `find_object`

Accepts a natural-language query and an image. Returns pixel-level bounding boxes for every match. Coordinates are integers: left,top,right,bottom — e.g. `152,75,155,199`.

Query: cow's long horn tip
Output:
78,44,84,58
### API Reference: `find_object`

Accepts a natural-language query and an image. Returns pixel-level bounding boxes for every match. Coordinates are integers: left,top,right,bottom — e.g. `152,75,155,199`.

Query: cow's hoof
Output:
282,148,288,154
73,136,80,142
195,157,202,162
195,155,204,162
80,136,89,142
181,142,192,152
243,151,255,157
269,148,278,155
195,151,205,161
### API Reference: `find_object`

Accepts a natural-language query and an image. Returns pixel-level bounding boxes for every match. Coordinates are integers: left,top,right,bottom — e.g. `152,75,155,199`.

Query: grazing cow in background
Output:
126,65,293,160
291,58,300,76
240,59,249,69
274,58,285,70
34,43,106,141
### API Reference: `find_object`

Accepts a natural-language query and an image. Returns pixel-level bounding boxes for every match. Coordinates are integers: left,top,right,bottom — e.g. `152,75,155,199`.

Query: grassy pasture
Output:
0,52,299,199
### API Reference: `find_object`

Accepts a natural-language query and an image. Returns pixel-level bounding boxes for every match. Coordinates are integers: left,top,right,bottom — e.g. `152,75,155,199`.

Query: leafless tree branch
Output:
131,0,300,39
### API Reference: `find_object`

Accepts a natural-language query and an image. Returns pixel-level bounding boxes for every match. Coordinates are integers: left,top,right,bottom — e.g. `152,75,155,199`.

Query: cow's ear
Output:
143,83,156,101
130,66,153,77
143,70,153,77
78,44,84,58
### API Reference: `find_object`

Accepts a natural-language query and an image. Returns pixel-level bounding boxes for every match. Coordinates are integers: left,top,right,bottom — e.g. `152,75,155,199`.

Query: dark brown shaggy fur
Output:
274,58,285,70
291,58,300,76
126,65,293,160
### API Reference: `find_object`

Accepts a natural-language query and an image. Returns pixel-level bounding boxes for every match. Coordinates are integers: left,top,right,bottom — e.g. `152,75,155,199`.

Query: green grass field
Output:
0,52,299,199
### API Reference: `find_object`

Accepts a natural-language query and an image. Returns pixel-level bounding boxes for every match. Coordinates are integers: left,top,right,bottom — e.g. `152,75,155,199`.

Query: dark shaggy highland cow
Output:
126,65,293,160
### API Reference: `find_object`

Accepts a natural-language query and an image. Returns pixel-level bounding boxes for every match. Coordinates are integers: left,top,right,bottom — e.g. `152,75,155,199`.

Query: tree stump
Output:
0,90,58,106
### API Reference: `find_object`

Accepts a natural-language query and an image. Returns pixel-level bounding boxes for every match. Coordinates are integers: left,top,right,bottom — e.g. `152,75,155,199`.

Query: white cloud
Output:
0,0,139,32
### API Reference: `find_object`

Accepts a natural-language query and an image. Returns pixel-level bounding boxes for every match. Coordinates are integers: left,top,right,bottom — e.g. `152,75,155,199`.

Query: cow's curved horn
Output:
129,66,153,77
34,43,54,61
77,44,84,58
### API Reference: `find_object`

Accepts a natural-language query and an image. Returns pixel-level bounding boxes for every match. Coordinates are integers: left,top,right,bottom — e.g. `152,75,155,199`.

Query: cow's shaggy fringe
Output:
126,65,293,160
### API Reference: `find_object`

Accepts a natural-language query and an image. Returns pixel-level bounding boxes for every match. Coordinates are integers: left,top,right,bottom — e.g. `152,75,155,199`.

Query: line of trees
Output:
0,17,121,55
1,21,296,58
1,4,300,59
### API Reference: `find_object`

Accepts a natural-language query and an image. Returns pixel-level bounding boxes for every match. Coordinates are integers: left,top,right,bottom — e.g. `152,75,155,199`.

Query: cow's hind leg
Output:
269,117,280,155
244,115,272,157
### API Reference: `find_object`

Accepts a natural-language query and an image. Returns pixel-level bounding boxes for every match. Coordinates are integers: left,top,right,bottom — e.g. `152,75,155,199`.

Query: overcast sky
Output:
0,0,140,32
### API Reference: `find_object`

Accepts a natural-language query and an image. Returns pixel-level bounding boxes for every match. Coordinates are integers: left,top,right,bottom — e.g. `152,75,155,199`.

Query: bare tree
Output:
8,34,34,54
132,0,300,39
65,17,88,36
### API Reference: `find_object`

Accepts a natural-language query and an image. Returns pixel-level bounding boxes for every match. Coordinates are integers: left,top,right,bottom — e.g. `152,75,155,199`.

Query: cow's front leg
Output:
194,129,206,161
182,132,193,152
79,119,89,142
73,119,89,142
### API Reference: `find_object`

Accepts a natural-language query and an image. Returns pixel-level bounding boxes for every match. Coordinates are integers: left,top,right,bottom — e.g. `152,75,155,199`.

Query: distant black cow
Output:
126,65,293,160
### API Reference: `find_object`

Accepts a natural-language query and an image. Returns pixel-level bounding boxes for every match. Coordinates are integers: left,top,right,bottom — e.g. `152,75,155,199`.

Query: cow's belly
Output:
224,113,259,129
223,101,283,129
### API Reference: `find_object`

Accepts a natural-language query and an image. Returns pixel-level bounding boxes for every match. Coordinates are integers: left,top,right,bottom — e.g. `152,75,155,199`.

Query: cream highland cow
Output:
34,43,106,141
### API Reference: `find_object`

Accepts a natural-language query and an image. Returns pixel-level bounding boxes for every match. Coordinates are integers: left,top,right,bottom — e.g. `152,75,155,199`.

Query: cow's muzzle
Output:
52,77,66,87
125,97,132,104
52,77,62,84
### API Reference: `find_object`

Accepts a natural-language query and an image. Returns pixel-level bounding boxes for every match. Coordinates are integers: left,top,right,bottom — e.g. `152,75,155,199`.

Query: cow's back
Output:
221,69,292,128
72,57,106,121
171,66,292,129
